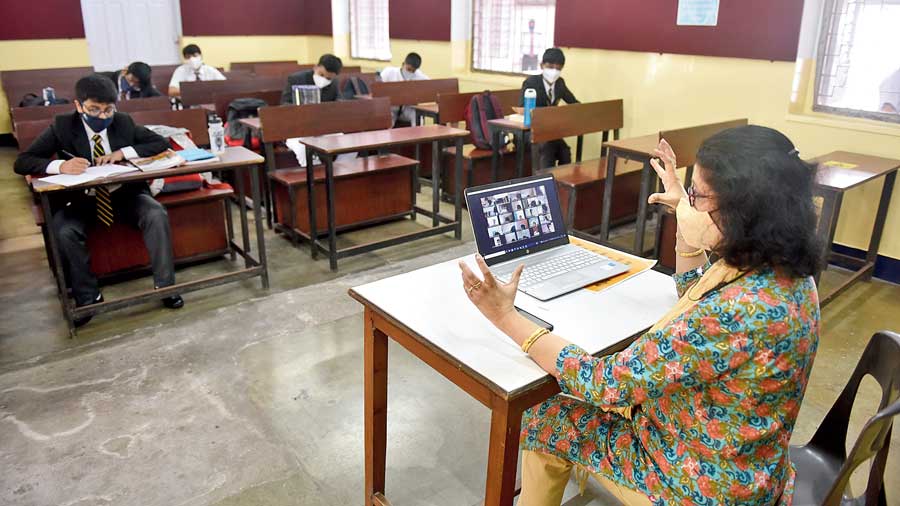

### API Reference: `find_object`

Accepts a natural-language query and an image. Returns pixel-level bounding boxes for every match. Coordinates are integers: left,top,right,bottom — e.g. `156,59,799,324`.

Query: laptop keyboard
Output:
494,249,608,288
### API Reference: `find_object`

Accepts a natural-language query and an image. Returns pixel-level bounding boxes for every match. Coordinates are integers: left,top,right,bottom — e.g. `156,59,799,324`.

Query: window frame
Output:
350,0,392,62
812,0,900,124
470,0,557,76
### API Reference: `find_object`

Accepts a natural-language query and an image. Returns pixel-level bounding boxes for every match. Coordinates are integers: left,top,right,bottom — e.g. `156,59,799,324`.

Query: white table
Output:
349,247,678,506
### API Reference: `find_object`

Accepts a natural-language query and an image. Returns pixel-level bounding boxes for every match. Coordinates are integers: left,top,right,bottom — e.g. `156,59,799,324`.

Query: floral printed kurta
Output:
521,263,820,505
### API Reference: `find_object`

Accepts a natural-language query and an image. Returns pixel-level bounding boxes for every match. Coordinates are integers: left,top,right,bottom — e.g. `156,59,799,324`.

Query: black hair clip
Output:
788,148,800,157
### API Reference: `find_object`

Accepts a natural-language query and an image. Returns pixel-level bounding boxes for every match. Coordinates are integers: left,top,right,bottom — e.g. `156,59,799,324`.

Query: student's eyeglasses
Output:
83,105,117,117
687,186,713,208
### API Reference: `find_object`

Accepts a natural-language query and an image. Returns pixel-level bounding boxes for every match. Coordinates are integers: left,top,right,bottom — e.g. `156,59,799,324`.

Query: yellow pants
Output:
518,450,652,506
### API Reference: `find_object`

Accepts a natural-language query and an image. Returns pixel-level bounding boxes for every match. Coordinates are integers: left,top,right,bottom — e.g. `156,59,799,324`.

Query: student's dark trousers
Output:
51,184,175,306
539,139,572,169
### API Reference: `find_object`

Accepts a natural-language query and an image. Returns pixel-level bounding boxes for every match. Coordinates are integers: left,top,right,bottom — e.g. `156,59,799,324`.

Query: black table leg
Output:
454,136,463,239
814,188,843,286
864,171,896,281
516,131,525,178
264,142,277,229
432,140,440,227
40,192,75,338
491,127,501,182
567,188,578,231
600,149,618,241
235,168,252,261
324,154,338,271
306,149,318,259
633,160,653,256
224,198,236,261
249,163,270,289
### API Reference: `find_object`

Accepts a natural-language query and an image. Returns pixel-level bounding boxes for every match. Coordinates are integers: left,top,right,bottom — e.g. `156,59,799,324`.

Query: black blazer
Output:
14,111,169,176
519,74,578,108
280,70,339,104
98,71,163,99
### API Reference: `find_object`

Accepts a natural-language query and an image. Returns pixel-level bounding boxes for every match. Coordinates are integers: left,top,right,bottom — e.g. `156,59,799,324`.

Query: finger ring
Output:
466,281,483,294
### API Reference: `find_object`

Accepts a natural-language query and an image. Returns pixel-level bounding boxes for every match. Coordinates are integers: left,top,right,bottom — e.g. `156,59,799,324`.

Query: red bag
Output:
464,91,504,150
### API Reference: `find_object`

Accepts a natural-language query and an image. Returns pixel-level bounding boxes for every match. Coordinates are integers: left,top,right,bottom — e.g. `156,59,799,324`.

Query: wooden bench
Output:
654,119,749,269
23,109,233,280
10,96,171,132
1,67,92,108
436,89,523,195
179,76,284,107
259,98,418,242
212,89,282,120
229,62,362,77
530,100,641,231
336,72,379,98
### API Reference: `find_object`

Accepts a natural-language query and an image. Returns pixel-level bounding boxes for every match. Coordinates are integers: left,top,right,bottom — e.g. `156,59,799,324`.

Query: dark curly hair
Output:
696,125,823,278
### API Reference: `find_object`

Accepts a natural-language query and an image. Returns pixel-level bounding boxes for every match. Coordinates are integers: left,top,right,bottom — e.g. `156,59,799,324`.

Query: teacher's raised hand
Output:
458,254,524,327
648,138,688,210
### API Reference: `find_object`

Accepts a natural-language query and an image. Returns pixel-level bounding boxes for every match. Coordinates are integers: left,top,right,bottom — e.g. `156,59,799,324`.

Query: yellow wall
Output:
0,39,92,133
4,35,899,260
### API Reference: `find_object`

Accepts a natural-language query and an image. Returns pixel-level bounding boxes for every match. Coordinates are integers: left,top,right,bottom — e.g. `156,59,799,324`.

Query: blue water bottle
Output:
523,88,537,127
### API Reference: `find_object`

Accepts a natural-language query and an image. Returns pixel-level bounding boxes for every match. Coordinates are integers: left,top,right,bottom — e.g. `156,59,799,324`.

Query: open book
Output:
129,150,186,171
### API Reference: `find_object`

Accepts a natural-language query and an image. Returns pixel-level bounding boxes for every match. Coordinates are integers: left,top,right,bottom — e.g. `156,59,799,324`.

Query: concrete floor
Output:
0,145,898,505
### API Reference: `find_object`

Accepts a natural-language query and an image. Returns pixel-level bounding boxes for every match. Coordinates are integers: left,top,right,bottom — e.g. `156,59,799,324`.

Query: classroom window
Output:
350,0,392,61
813,0,900,123
472,0,557,74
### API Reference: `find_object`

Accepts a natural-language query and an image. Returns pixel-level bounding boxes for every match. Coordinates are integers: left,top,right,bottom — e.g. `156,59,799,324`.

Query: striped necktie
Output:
92,134,114,227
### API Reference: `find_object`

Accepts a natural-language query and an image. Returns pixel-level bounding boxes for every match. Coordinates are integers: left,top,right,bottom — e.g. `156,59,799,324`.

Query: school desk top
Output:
295,125,469,155
811,151,900,192
602,133,659,157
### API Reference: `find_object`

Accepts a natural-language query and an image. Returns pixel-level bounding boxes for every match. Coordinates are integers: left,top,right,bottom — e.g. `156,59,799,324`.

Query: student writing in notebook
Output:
168,44,226,97
519,48,579,169
280,54,343,104
14,75,185,326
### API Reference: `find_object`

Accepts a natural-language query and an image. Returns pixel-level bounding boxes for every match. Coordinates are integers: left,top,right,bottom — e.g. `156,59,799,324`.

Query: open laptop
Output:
465,174,629,301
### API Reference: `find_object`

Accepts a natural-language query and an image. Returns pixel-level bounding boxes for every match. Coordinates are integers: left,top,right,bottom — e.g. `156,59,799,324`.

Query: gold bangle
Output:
522,327,551,354
676,248,705,258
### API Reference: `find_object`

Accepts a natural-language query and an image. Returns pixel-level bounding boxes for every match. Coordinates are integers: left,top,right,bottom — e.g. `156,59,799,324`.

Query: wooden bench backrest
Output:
257,97,392,143
370,78,459,106
179,76,284,107
213,89,282,120
118,95,172,113
148,64,180,94
2,67,92,102
128,108,210,146
10,96,170,130
230,60,297,72
437,89,520,124
530,99,624,144
659,119,749,168
14,119,52,153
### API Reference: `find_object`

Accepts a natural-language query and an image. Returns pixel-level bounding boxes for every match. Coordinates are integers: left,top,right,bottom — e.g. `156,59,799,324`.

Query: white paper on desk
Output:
86,164,139,178
286,134,358,167
41,173,99,186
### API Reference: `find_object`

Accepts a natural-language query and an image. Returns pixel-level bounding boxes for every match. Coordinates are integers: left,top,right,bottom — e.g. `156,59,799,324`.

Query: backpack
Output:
224,98,267,150
18,93,69,107
340,76,370,100
465,91,504,150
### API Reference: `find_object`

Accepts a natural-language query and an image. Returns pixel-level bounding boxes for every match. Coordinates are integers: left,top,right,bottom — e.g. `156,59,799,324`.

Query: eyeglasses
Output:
83,105,117,117
687,185,712,207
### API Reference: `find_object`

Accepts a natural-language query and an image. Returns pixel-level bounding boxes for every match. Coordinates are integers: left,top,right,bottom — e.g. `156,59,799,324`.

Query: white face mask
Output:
312,73,332,89
676,198,723,251
401,69,415,80
542,68,561,84
189,55,203,70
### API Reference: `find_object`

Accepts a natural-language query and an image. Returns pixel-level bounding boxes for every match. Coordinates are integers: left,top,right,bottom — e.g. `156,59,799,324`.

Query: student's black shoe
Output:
74,293,104,328
162,295,184,309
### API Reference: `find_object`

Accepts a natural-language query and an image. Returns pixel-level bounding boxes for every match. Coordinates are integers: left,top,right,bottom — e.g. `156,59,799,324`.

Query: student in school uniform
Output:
99,62,163,100
167,44,226,97
14,74,184,326
880,67,900,113
280,54,343,105
379,53,430,125
520,48,579,169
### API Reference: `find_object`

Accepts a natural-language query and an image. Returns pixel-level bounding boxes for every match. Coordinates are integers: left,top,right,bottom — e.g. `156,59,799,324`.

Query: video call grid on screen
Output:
467,176,568,259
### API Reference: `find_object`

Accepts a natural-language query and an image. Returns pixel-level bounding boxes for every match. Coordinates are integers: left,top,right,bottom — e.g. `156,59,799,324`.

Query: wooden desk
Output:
410,102,439,125
811,151,899,307
599,134,658,254
33,147,268,337
488,118,531,182
350,248,678,506
296,125,469,270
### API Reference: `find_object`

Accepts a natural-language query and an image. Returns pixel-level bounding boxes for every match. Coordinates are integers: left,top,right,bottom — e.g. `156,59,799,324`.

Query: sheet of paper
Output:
85,164,139,178
822,160,859,169
41,173,99,187
677,0,719,26
569,237,657,293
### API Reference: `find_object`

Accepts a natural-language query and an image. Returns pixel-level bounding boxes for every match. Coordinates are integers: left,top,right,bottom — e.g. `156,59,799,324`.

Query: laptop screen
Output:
465,175,569,265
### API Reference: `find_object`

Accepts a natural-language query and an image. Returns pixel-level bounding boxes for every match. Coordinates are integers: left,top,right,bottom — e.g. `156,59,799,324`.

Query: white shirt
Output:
45,119,138,175
379,66,430,125
168,63,226,91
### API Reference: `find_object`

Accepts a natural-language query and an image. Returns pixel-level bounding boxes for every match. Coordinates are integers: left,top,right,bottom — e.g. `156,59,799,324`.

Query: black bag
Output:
18,93,69,107
340,76,370,100
224,98,267,148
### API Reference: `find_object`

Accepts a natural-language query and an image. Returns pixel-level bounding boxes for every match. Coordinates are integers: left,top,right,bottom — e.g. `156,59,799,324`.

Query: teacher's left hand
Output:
458,254,524,327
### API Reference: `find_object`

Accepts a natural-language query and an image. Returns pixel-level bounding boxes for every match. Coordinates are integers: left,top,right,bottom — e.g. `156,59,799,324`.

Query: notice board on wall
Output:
553,0,805,62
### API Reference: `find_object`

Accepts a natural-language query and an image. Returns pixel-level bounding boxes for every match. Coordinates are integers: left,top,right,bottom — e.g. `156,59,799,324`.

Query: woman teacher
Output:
459,126,823,505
